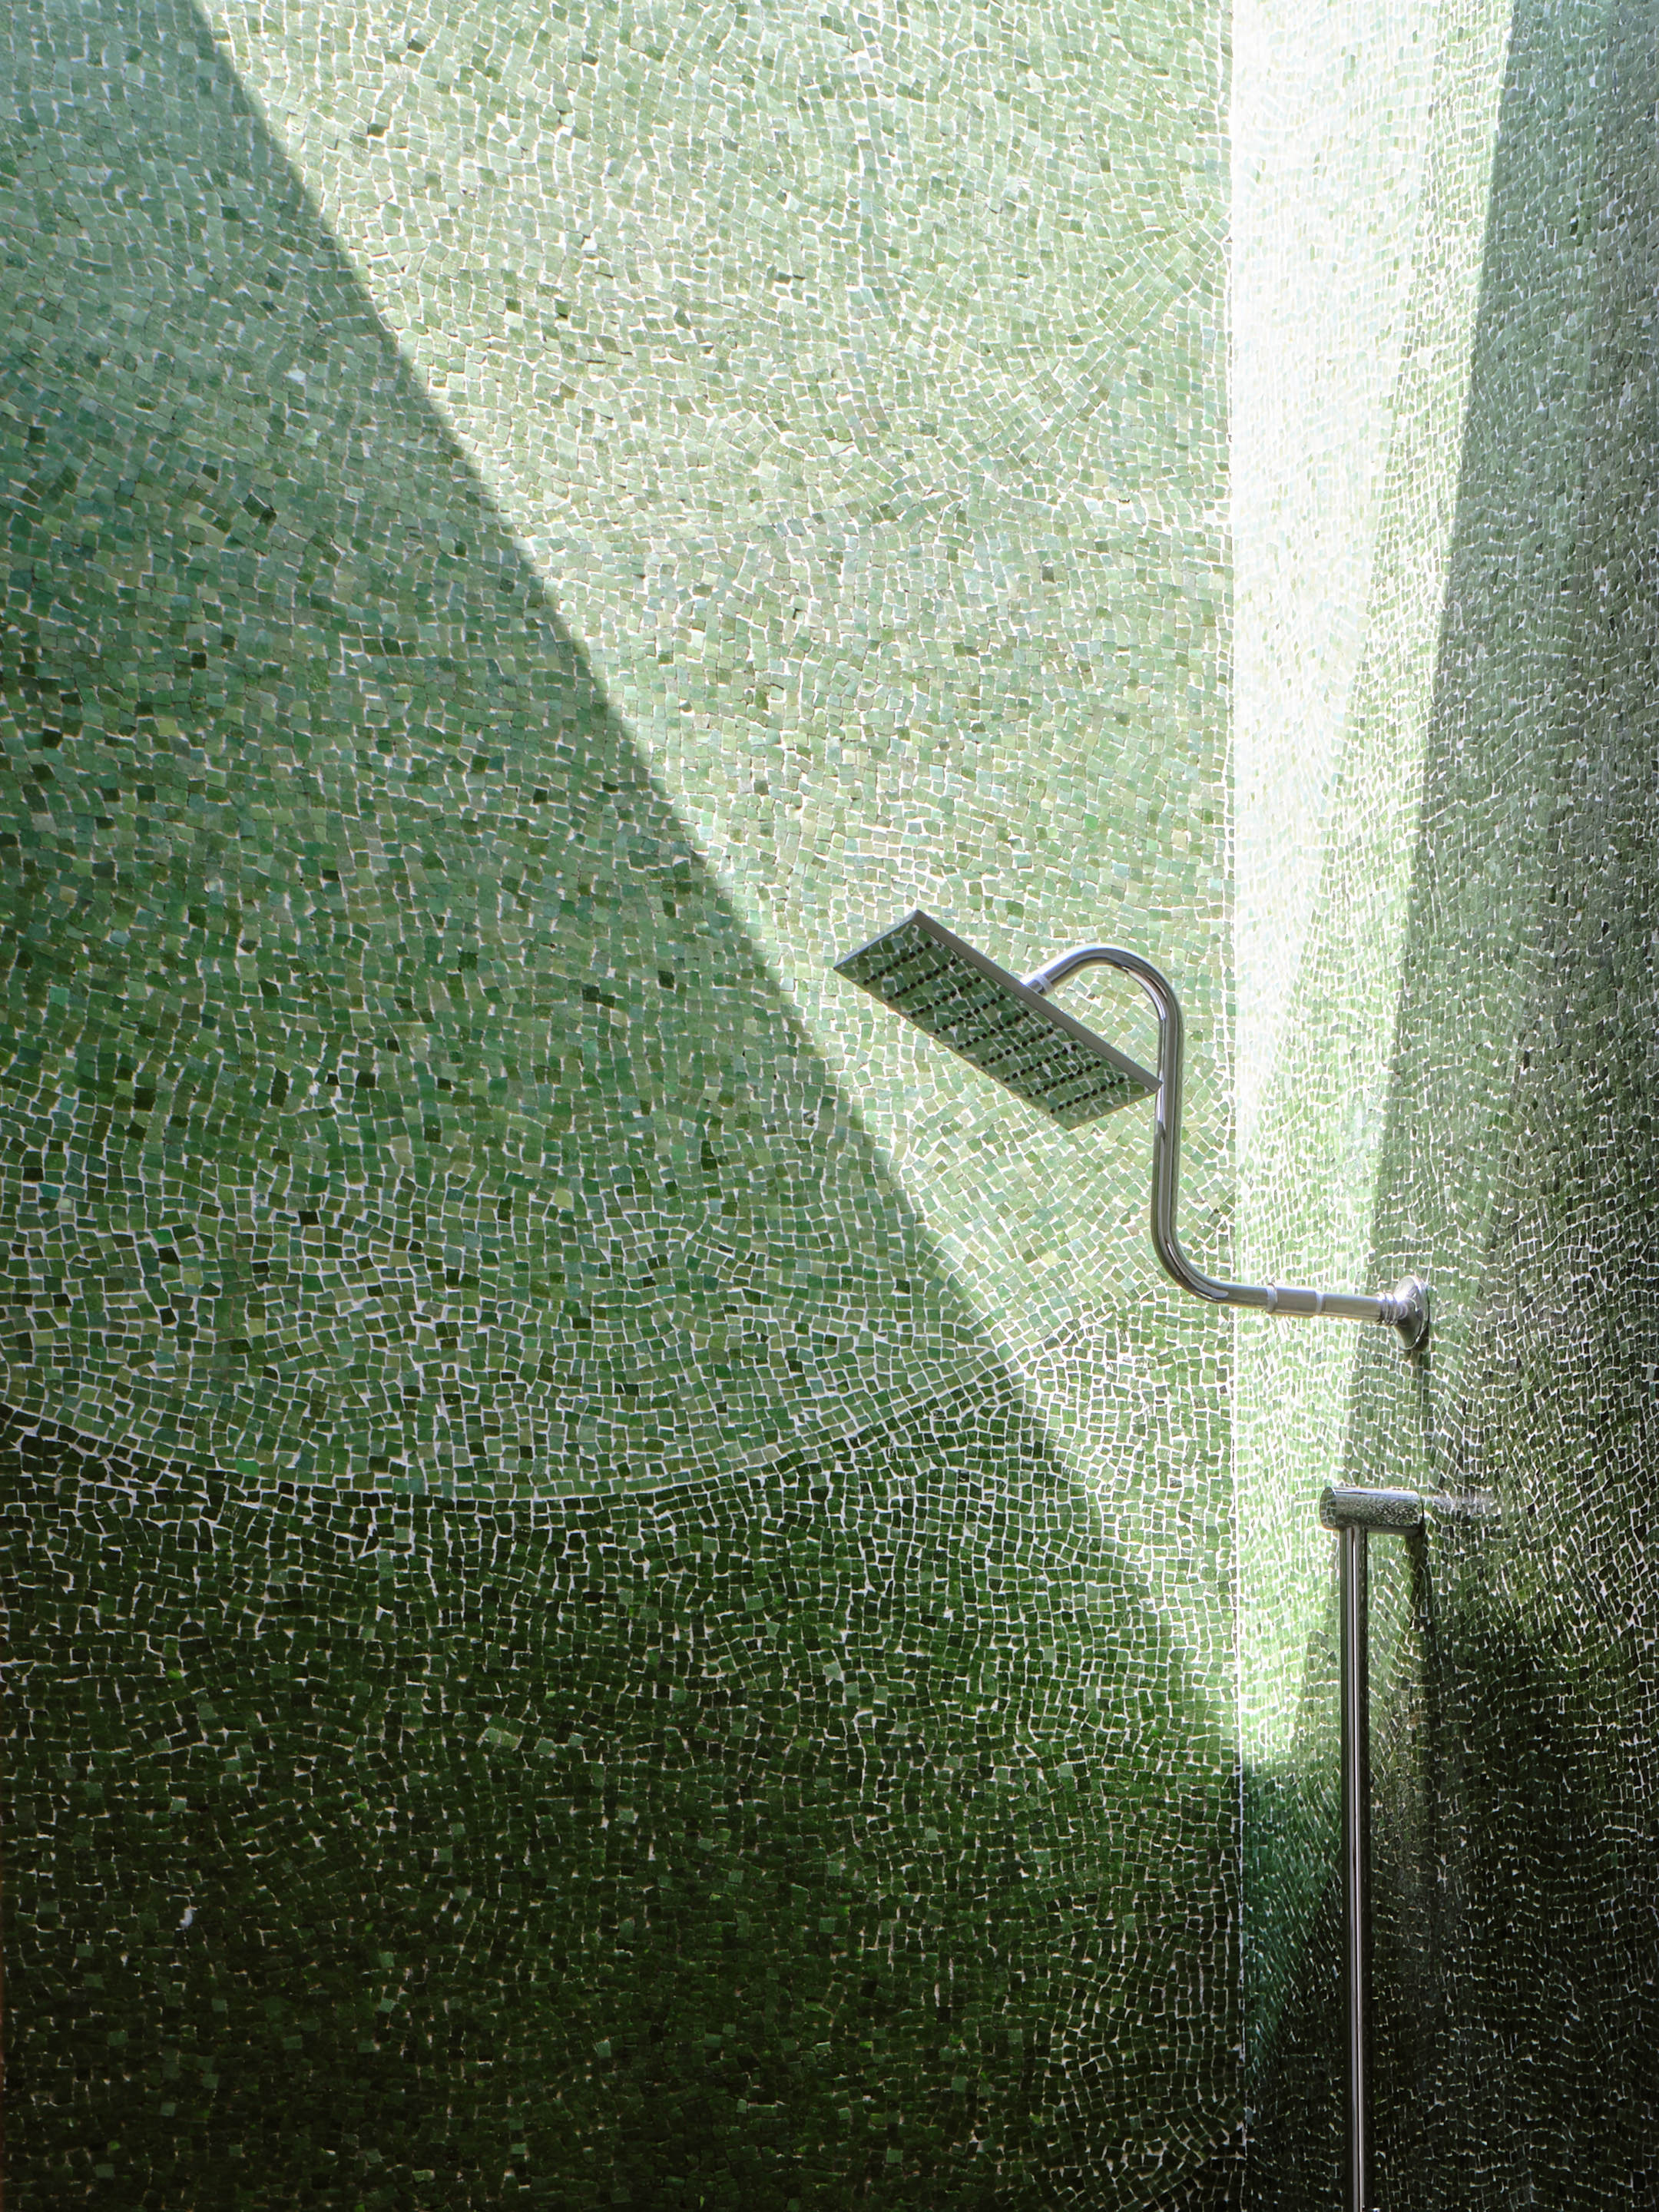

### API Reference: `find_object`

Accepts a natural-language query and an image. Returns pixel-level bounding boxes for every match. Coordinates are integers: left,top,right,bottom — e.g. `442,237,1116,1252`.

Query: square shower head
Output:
834,910,1158,1128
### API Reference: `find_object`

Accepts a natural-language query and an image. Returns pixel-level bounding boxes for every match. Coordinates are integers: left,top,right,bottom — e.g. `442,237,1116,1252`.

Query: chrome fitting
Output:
1320,1484,1425,1534
1381,1275,1431,1353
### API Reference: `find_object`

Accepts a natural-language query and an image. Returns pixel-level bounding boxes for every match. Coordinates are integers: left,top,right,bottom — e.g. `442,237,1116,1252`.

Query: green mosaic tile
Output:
1237,0,1659,2200
8,1396,1236,2207
0,0,1237,2204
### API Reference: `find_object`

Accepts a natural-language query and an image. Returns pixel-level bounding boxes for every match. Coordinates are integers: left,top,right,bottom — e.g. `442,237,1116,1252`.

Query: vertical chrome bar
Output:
1339,1522,1372,2212
1321,1482,1422,2212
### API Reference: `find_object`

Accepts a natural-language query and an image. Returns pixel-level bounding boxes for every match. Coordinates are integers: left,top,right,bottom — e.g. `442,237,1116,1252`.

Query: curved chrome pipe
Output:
1023,944,1430,1349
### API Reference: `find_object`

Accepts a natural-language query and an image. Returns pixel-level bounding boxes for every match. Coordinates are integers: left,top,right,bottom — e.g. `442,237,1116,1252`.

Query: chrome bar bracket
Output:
1024,945,1432,1351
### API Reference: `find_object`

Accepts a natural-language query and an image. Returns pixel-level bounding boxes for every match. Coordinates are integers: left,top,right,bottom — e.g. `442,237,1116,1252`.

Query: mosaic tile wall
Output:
1,0,1239,2204
1236,0,1659,2200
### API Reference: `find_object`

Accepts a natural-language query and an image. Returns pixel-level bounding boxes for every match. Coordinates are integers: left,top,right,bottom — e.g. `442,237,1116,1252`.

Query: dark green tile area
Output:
1246,0,1659,2199
6,1399,1235,2208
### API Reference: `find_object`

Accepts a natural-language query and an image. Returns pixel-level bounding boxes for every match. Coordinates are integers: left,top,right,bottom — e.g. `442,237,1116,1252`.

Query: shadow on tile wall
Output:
1247,0,1659,2200
0,0,1239,2204
7,1405,1238,2211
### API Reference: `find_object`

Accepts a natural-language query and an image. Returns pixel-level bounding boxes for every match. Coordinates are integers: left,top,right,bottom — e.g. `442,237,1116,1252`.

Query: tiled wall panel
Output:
1237,0,1659,2201
8,1395,1239,2207
1,0,1238,2204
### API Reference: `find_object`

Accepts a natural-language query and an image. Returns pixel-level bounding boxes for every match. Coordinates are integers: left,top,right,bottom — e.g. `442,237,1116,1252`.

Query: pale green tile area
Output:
1232,0,1449,1152
0,0,1233,1509
1237,0,1659,2195
209,0,1233,1444
1233,0,1515,2099
1235,0,1512,1763
1,0,1242,2204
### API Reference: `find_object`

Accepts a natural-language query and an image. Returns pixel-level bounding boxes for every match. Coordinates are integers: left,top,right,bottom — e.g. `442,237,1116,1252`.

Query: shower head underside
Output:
835,909,1430,1352
833,910,1157,1128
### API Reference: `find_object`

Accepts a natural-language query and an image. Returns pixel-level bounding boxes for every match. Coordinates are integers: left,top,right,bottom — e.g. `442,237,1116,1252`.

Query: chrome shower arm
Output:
1023,945,1429,1349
